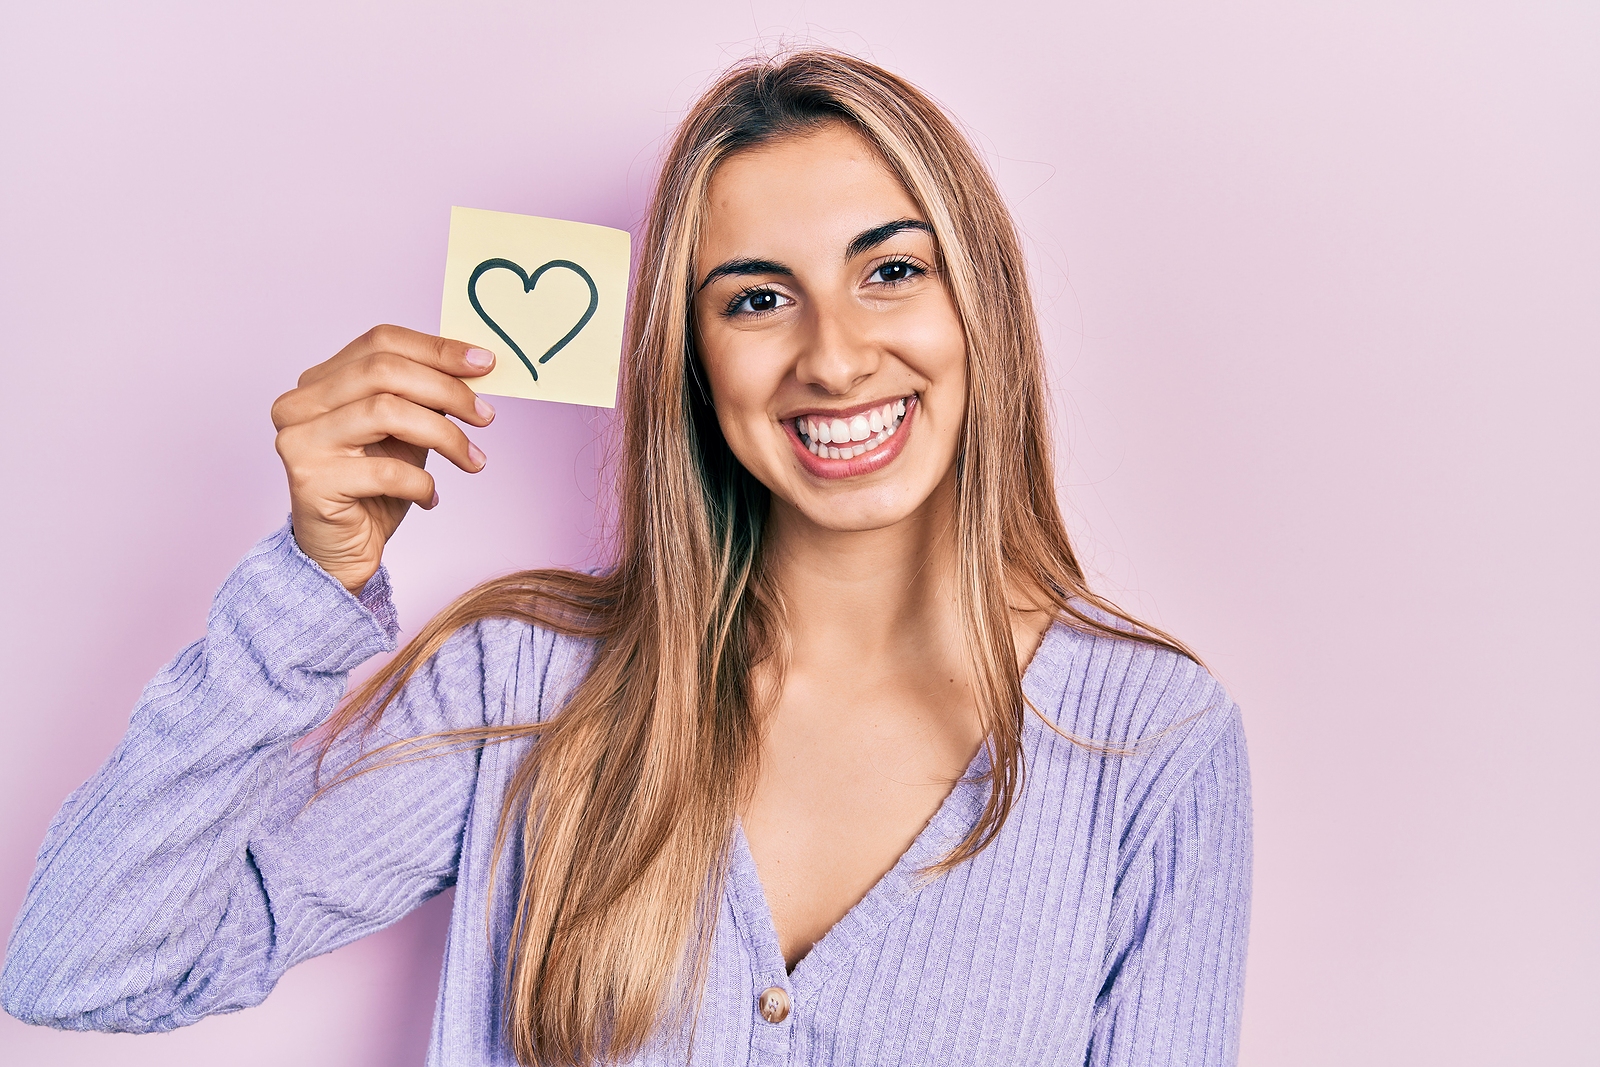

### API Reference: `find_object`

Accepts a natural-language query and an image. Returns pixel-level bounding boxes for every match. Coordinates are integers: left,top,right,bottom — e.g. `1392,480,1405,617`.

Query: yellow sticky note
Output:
439,206,630,407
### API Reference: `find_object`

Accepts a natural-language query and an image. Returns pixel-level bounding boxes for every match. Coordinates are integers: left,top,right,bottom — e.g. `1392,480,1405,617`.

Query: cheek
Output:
697,332,786,455
931,307,968,375
904,306,968,462
895,300,967,396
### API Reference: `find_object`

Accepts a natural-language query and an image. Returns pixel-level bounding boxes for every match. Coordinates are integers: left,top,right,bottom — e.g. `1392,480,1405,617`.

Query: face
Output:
692,122,967,535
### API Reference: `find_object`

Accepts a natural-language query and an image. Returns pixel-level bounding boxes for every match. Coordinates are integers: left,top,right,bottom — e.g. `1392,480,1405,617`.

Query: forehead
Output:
698,122,925,257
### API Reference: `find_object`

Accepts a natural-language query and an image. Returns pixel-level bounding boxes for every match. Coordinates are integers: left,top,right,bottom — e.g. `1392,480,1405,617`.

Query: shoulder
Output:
1024,607,1248,857
1026,611,1236,750
433,614,599,728
1024,611,1246,837
1023,608,1251,869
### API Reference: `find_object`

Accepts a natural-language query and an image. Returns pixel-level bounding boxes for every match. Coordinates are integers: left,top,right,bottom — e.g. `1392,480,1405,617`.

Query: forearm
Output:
0,524,397,1029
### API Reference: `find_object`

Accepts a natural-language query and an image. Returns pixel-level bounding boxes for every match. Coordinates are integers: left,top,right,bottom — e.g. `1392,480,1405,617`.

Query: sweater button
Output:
758,986,791,1023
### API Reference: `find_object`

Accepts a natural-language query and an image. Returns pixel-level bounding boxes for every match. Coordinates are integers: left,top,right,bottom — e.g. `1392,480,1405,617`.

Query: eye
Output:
725,287,792,316
868,258,925,286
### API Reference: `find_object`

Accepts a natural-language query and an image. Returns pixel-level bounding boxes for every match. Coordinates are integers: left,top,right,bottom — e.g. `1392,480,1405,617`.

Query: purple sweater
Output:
1,524,1252,1065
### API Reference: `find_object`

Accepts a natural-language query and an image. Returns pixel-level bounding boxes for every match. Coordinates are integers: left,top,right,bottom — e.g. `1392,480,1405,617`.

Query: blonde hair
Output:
321,49,1193,1066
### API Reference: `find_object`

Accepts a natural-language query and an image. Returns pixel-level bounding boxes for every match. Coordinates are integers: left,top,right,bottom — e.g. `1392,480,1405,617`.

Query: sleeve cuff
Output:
205,523,400,682
354,559,400,643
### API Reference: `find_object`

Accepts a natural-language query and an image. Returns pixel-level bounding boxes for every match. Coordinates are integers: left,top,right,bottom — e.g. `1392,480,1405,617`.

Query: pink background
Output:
3,2,1595,1064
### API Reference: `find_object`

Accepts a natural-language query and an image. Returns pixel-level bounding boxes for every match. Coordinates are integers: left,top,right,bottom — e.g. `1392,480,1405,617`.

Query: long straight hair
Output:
321,50,1193,1066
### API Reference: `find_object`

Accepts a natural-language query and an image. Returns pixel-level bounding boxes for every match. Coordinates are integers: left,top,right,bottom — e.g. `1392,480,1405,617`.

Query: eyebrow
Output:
696,258,791,294
695,218,936,293
845,218,933,260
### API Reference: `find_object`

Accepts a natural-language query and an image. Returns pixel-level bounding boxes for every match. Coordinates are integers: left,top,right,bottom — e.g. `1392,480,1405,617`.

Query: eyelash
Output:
868,255,926,286
723,285,785,317
721,256,928,318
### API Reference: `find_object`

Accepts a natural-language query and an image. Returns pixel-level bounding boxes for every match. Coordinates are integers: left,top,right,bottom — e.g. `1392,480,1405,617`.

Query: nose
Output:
794,296,880,395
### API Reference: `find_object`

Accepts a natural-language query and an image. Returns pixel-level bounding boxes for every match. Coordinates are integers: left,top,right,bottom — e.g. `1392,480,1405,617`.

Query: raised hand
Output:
271,324,496,592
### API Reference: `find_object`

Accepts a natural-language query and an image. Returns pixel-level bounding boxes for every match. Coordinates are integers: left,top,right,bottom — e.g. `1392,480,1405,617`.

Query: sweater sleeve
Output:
0,524,507,1033
1086,708,1254,1067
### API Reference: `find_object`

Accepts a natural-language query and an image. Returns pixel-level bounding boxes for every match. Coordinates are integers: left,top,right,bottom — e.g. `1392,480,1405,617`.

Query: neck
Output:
762,474,963,673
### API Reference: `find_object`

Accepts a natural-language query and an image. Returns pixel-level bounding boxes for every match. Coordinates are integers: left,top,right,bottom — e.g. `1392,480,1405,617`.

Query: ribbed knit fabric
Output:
1,524,1252,1065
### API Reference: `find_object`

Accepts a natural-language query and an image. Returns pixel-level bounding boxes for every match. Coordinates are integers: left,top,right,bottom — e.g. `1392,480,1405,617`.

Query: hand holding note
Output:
440,207,631,407
271,326,498,593
267,208,628,592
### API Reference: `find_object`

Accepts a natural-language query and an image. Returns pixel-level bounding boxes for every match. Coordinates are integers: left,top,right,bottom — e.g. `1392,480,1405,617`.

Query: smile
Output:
795,397,908,457
784,395,917,479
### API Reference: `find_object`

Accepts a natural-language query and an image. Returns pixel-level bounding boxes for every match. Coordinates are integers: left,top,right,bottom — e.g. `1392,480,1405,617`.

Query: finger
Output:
311,393,487,474
297,324,495,390
327,455,439,509
273,350,496,431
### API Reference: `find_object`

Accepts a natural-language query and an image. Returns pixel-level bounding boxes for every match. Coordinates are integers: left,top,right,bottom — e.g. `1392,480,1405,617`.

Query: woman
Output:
1,51,1250,1066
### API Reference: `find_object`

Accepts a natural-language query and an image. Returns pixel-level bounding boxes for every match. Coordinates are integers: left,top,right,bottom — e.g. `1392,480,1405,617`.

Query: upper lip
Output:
780,393,915,422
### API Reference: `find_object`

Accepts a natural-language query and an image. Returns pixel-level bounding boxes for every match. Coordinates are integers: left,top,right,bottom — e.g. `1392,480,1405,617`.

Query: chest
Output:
739,671,986,971
448,627,1136,1065
447,733,1123,1067
686,736,1120,1066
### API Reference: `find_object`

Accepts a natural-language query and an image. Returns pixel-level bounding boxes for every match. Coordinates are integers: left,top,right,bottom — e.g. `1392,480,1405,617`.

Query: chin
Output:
782,476,946,534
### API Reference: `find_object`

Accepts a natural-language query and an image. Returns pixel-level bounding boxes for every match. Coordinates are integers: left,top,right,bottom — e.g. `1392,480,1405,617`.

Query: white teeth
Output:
795,397,912,460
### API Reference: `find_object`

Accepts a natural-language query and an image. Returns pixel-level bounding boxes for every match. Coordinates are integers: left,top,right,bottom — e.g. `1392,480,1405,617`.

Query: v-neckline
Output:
724,621,1066,1000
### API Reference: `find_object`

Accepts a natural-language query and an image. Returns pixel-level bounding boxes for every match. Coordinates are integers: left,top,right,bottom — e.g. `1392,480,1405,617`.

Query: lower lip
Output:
784,397,918,481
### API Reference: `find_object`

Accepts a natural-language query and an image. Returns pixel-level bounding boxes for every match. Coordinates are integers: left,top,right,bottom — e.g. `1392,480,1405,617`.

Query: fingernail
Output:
429,490,440,508
474,396,495,421
464,347,494,369
468,443,487,470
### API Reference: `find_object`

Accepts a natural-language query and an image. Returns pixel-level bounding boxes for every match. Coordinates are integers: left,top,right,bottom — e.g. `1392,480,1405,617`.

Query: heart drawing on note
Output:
467,258,599,381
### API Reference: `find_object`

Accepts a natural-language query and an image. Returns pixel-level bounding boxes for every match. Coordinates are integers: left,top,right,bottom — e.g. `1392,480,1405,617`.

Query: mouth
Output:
783,395,917,480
